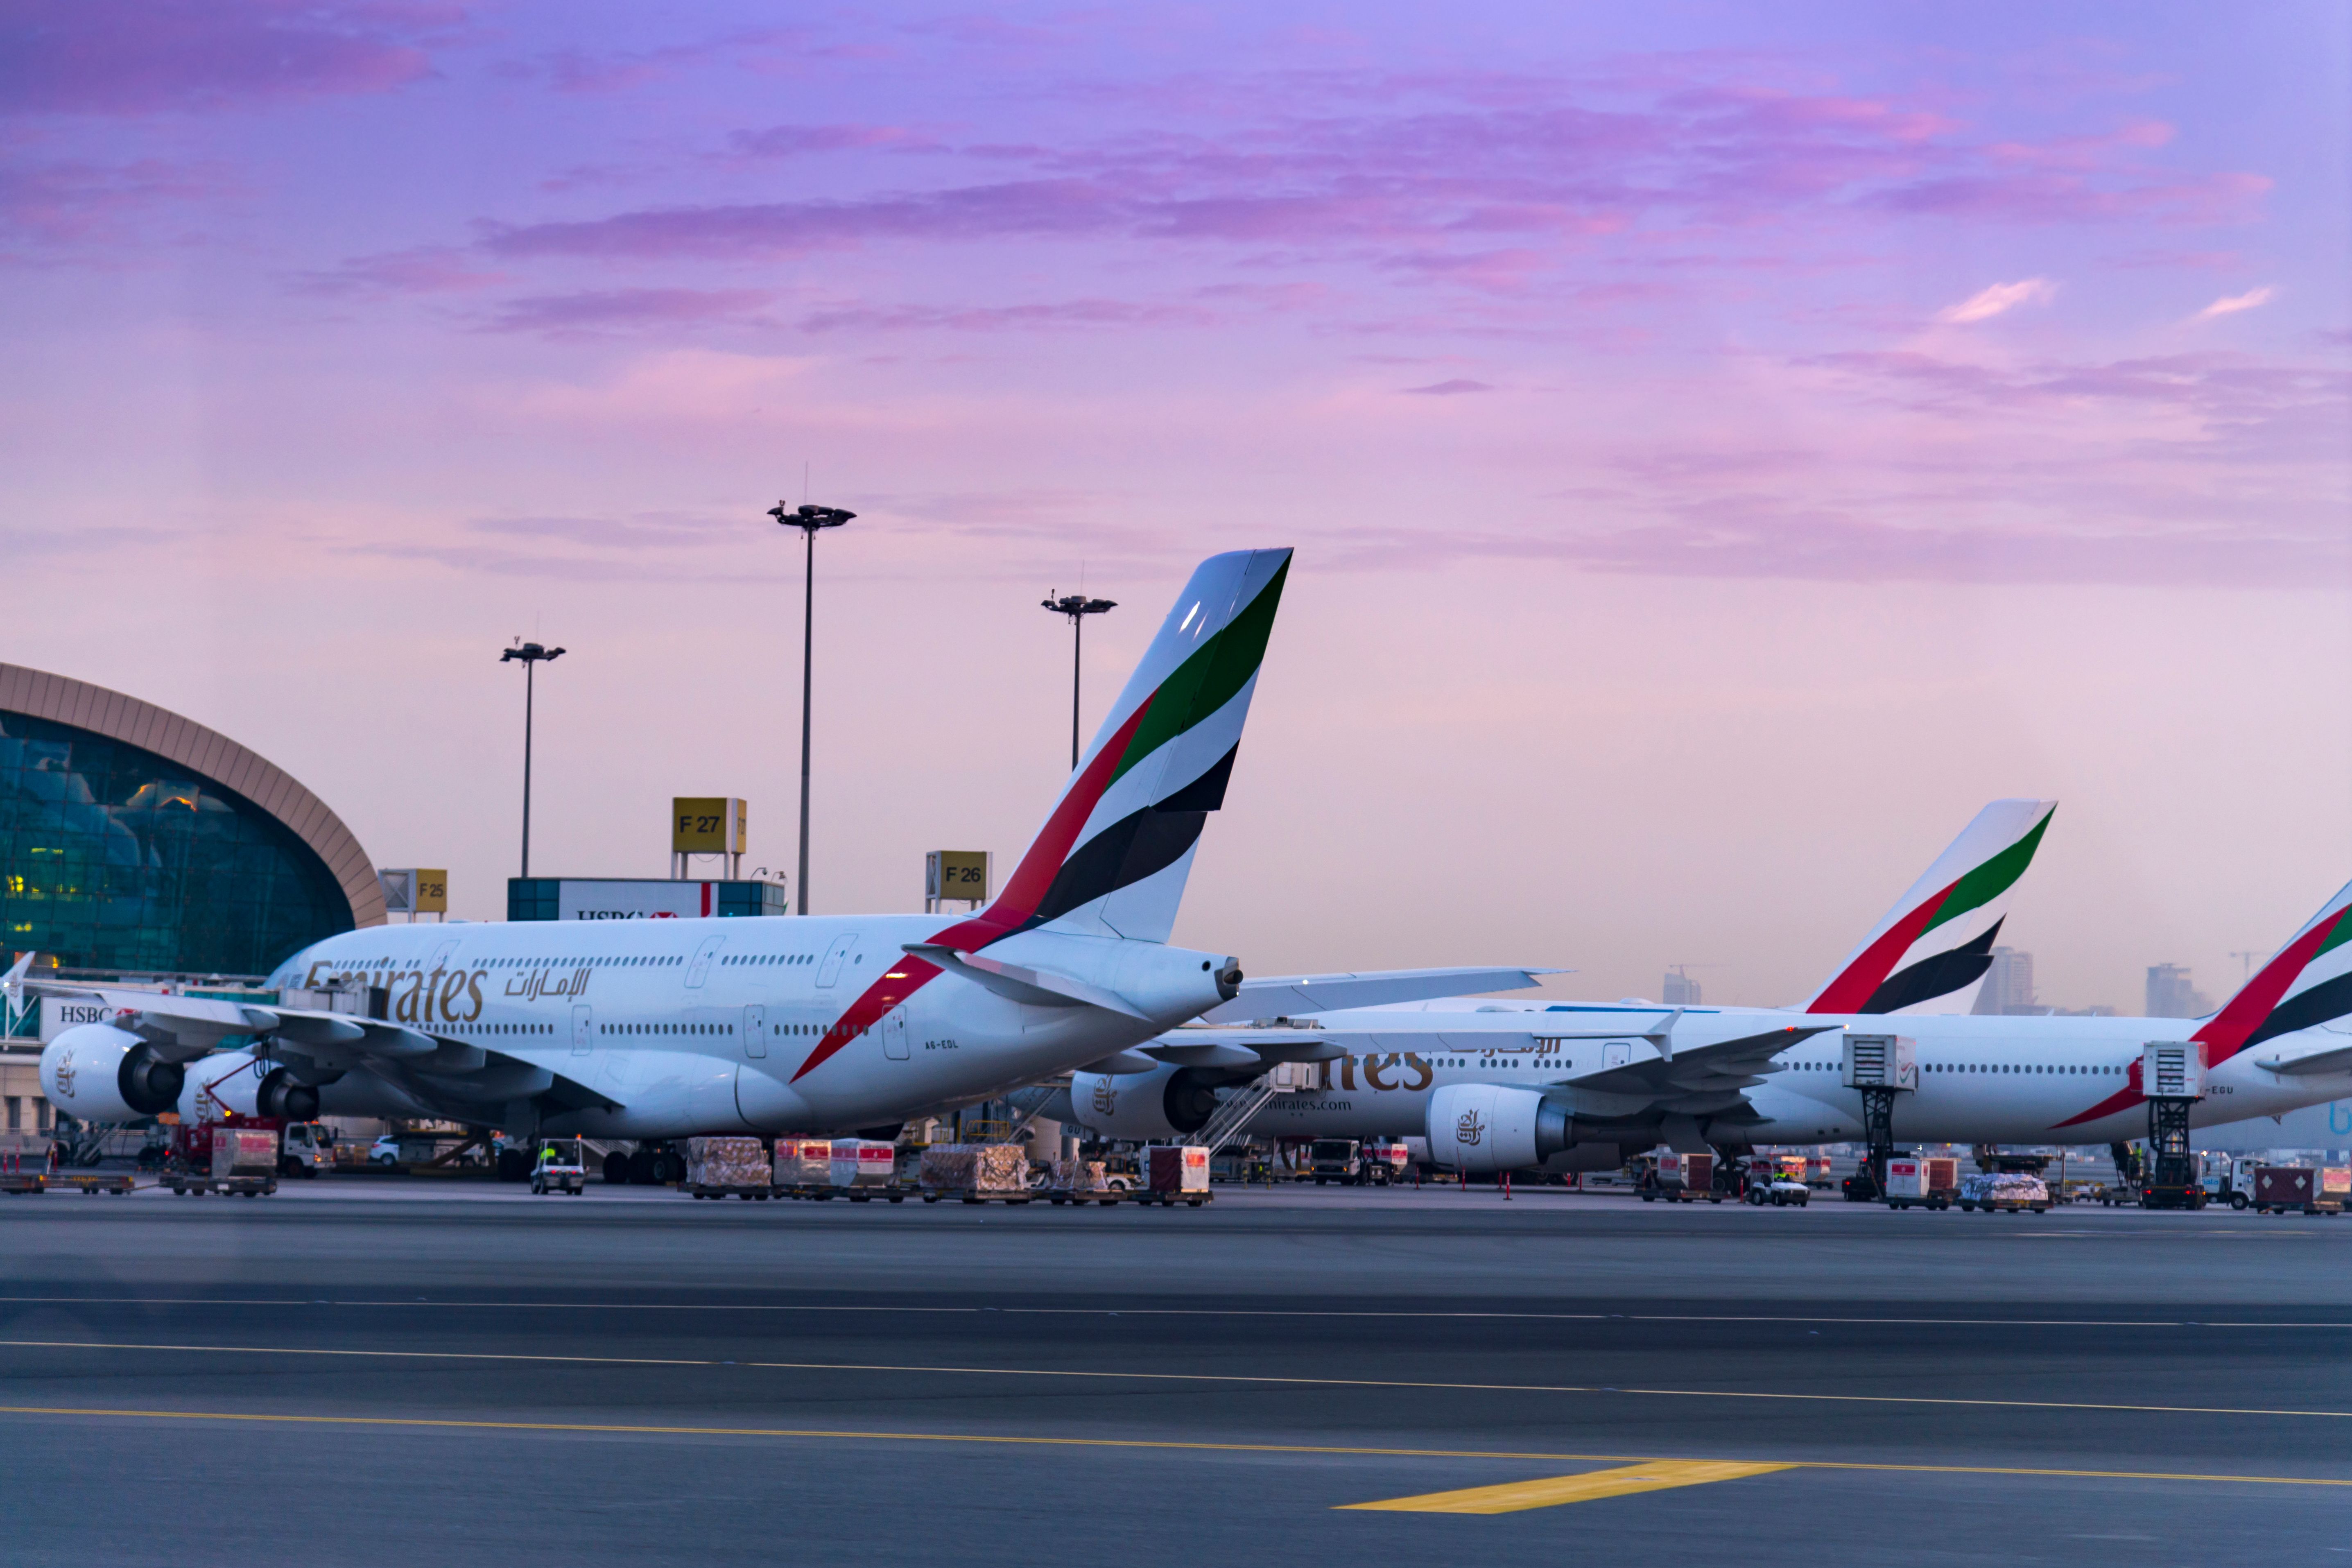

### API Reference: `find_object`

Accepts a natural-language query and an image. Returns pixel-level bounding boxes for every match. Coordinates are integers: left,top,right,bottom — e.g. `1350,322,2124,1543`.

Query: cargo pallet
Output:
164,1175,278,1197
688,1183,782,1201
2,1171,137,1195
740,1181,1207,1207
1040,1187,1208,1208
1885,1195,1955,1211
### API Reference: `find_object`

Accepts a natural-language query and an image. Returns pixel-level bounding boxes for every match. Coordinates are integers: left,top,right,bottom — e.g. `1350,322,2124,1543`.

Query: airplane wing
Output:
26,981,614,1115
1196,966,1559,1024
1544,1022,1838,1122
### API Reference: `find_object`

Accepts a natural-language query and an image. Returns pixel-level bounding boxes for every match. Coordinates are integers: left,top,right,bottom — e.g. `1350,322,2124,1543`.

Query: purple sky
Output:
5,2,2348,1008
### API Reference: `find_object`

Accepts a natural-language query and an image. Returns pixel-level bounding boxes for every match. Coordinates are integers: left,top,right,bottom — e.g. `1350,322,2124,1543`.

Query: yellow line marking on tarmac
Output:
5,1339,2350,1420
6,1299,2345,1329
1342,1459,1797,1513
0,1406,2345,1493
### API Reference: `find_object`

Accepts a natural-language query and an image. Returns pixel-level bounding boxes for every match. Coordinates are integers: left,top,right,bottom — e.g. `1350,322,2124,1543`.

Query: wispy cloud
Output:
2197,285,2275,319
1403,378,1494,396
480,287,775,334
2,0,451,117
289,246,502,296
1936,278,2058,324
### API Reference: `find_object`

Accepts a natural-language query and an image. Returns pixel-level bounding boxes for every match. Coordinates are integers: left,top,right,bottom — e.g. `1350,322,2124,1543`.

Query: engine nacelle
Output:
1067,1063,1233,1140
41,1025,186,1122
1427,1082,1570,1173
255,1068,321,1122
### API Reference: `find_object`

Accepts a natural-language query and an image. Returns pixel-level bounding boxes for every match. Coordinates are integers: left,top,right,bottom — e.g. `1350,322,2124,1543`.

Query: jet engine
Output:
40,1024,186,1122
1067,1063,1235,1140
1426,1082,1570,1173
255,1067,321,1122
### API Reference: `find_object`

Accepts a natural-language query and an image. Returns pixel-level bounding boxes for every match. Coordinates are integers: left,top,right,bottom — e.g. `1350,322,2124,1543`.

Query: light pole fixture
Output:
770,501,856,916
498,640,565,878
1042,591,1116,771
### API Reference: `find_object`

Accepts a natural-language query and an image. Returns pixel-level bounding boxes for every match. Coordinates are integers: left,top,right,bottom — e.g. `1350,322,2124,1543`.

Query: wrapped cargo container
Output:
831,1139,898,1189
1144,1145,1210,1203
687,1137,772,1197
774,1138,832,1188
917,1143,1026,1193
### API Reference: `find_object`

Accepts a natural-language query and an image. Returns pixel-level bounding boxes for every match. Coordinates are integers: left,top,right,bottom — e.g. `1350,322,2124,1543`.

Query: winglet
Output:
1644,1007,1685,1062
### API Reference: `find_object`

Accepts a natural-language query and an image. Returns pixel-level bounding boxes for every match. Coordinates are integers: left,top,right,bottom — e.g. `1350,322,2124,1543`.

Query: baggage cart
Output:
1956,1171,2050,1213
2251,1166,2341,1215
1143,1145,1210,1206
1884,1155,1959,1211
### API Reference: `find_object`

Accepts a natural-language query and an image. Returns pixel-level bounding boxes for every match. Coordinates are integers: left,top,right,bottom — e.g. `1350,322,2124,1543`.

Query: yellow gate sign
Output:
673,798,747,855
926,851,990,904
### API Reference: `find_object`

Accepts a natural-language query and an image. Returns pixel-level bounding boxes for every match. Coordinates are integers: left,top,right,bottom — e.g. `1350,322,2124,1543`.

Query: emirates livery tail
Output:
2052,877,2352,1129
941,548,1291,950
1802,799,2057,1015
2193,878,2352,1066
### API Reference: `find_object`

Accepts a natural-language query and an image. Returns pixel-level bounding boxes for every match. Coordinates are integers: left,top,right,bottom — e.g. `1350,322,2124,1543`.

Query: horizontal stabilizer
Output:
2253,1042,2352,1077
1199,966,1557,1023
901,943,1150,1019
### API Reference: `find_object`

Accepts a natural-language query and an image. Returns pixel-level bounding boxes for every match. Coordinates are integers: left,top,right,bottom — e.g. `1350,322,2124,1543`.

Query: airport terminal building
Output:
0,663,384,980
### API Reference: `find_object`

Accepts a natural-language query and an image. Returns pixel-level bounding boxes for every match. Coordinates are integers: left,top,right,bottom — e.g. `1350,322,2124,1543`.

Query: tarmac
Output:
2,1179,2346,1565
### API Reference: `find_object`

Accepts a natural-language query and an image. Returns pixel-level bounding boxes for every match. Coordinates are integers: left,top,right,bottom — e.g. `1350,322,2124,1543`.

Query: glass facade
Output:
0,711,355,976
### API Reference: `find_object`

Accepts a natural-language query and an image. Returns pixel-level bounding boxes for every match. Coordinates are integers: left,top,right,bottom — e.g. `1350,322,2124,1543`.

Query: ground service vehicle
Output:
530,1138,587,1195
167,1124,278,1197
278,1121,333,1177
1309,1139,1360,1184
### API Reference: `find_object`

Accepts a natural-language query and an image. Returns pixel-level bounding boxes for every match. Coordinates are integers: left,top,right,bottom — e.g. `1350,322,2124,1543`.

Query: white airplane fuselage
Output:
1159,1008,2352,1149
258,915,1228,1137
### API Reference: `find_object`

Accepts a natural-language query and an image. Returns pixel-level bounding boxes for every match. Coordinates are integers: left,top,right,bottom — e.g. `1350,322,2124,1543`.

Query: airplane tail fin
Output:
956,548,1292,949
1802,799,2057,1014
2193,879,2352,1066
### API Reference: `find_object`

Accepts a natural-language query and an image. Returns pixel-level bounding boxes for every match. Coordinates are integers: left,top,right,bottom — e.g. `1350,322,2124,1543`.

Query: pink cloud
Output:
1,0,452,116
798,298,1209,332
728,124,942,157
1403,378,1494,395
1330,506,2346,588
0,156,224,249
481,287,776,333
475,69,2270,281
289,245,502,296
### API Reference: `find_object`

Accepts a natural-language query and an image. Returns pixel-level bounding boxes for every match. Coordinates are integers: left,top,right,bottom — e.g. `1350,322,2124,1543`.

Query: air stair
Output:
1186,1078,1282,1155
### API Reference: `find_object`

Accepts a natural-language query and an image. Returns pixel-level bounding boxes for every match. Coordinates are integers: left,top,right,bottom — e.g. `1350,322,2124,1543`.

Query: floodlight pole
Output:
771,501,856,915
1043,592,1117,771
498,641,565,878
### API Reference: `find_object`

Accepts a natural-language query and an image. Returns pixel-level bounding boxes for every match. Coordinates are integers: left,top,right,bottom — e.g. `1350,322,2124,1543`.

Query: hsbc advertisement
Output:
556,880,725,921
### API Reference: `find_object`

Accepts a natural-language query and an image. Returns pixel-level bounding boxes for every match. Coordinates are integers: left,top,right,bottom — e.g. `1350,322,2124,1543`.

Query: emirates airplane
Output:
1066,802,2352,1170
30,548,1517,1145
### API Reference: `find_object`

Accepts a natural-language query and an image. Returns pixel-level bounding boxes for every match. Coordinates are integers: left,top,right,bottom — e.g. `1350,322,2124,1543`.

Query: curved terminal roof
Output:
0,662,387,930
